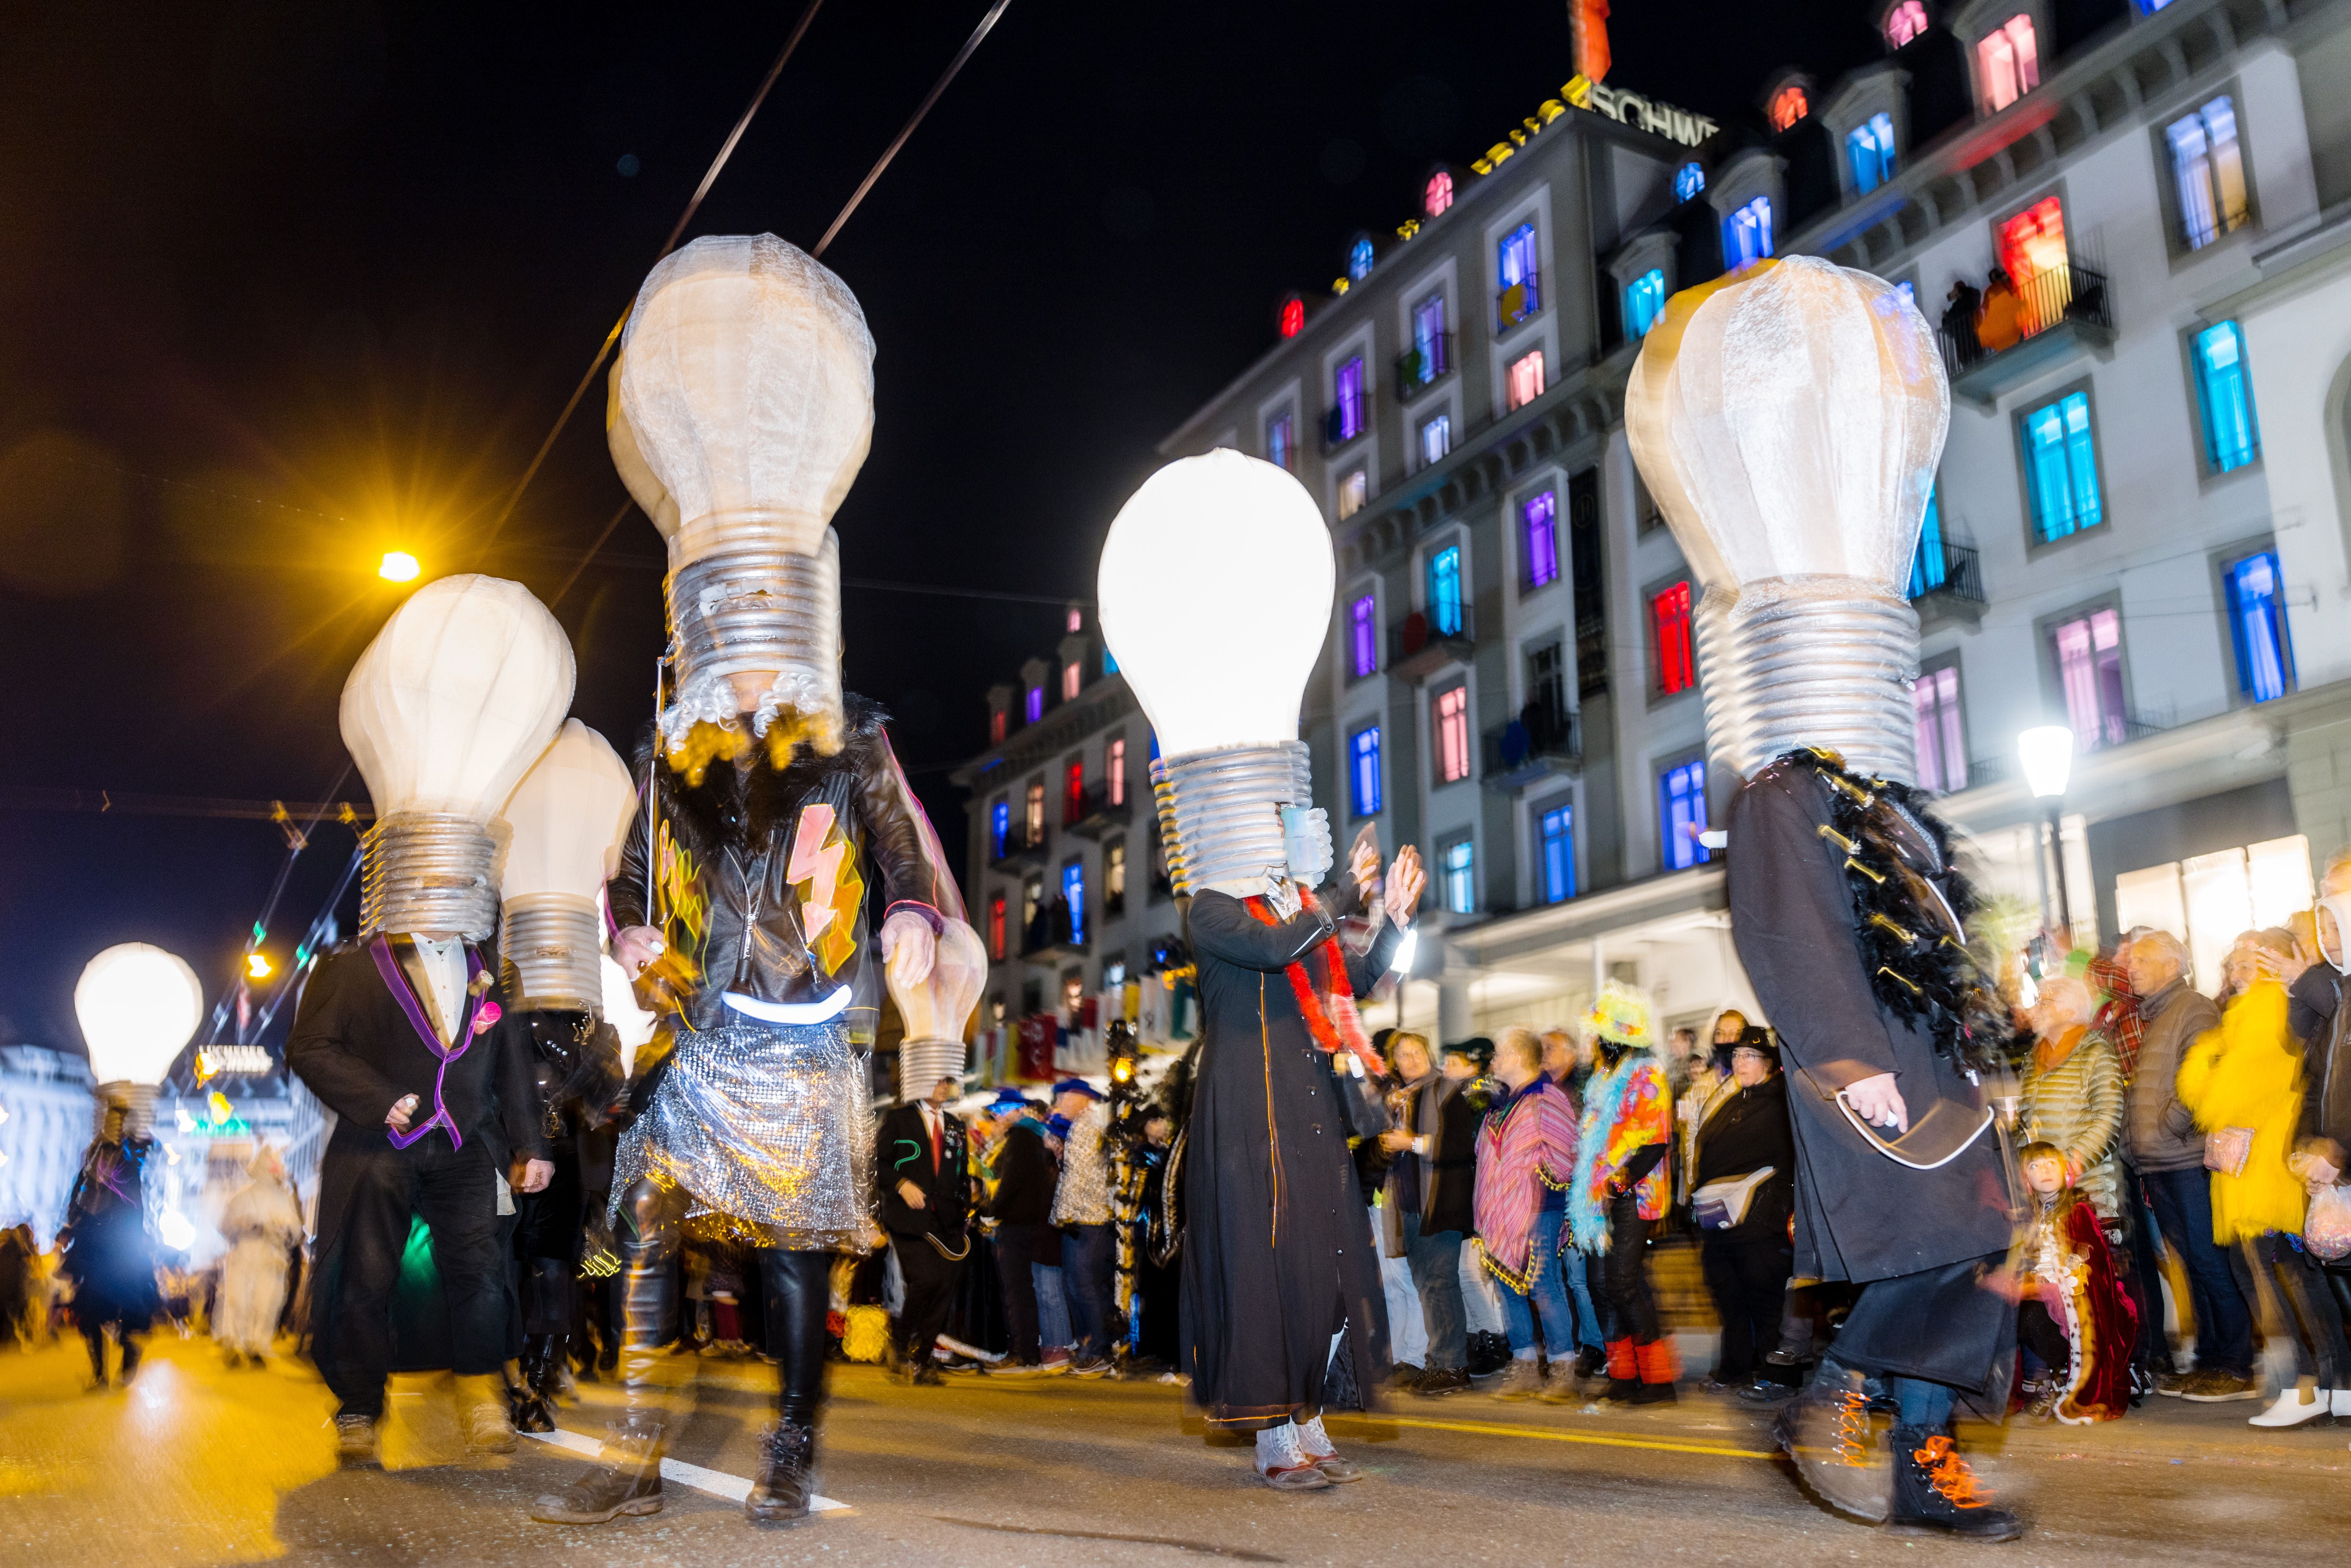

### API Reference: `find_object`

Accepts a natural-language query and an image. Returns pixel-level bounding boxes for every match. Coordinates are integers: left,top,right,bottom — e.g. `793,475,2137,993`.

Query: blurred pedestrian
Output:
1569,983,1675,1403
0,1222,29,1350
1975,267,2023,352
1691,1028,1793,1394
215,1146,304,1367
1378,1030,1477,1396
2017,976,2125,1224
1675,1012,1744,1208
1048,1078,1116,1377
2001,1142,2135,1422
980,1089,1055,1374
875,1075,972,1384
1472,1028,1581,1401
1941,279,1983,367
58,1101,161,1390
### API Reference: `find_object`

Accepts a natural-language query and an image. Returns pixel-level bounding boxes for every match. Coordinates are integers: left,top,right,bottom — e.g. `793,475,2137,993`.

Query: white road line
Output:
526,1427,849,1511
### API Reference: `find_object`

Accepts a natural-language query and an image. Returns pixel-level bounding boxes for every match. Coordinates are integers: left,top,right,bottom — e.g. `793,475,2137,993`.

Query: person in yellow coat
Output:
2177,930,2350,1427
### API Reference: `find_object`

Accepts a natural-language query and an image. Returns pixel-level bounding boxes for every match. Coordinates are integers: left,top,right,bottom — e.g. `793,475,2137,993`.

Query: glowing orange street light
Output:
247,952,273,980
379,550,422,583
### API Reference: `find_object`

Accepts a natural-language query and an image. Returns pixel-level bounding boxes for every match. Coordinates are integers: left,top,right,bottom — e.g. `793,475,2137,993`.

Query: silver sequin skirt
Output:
612,1018,872,1250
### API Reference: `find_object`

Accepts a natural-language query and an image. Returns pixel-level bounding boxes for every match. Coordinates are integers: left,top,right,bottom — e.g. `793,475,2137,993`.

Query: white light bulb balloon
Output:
1098,450,1335,896
76,943,204,1088
601,953,660,1079
341,574,576,938
889,920,989,1097
497,719,637,1012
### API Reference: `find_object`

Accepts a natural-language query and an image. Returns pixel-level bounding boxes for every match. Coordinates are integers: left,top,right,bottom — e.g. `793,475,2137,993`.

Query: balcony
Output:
1387,603,1475,683
1062,781,1134,841
1496,271,1543,333
989,826,1049,872
1394,333,1455,399
1935,262,2115,407
1482,695,1580,792
1021,899,1087,963
1907,539,1986,630
1323,398,1371,454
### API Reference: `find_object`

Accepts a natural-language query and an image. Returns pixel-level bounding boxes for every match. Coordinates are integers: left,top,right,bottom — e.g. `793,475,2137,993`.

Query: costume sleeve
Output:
1726,768,1903,1084
610,762,654,931
1188,890,1335,972
2163,993,2224,1141
284,952,408,1131
494,1017,554,1163
1341,918,1402,997
858,727,966,927
2288,965,2338,1044
2175,1019,2225,1127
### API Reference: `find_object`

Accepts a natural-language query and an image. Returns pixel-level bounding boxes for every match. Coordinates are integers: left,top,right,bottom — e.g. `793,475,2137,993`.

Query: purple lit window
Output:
1025,686,1043,724
1350,593,1378,678
1522,491,1559,589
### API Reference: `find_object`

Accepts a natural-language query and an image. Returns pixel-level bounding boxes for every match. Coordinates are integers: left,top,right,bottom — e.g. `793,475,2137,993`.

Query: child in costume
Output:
1567,981,1675,1403
2002,1142,2136,1423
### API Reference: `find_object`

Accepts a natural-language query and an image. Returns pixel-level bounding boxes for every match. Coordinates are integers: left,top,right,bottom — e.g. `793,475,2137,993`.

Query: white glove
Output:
1280,804,1334,890
878,909,936,986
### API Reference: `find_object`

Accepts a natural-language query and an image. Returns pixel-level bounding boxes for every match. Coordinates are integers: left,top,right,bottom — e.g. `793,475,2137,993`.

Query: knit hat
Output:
1052,1077,1103,1102
1584,980,1655,1050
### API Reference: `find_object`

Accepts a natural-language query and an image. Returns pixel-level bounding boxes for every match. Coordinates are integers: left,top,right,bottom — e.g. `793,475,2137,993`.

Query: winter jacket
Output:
1689,1071,1795,1243
1379,1072,1480,1255
2176,980,2306,1244
2123,979,2221,1174
2287,964,2351,1149
2018,1026,2125,1220
1050,1099,1115,1227
985,1118,1058,1226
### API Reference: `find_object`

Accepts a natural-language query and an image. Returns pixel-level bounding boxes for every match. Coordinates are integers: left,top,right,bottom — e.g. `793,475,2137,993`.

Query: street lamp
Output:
378,550,421,583
2018,725,2075,936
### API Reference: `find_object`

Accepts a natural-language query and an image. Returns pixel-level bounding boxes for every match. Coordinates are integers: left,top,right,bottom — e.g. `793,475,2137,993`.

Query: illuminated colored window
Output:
1338,469,1368,520
988,709,1006,745
1442,836,1475,914
988,894,1007,960
2224,550,2292,703
1105,838,1126,912
1025,780,1045,841
1997,195,2067,291
1506,350,1545,411
1906,482,1945,597
1024,686,1044,724
990,799,1010,859
1885,0,1928,46
1065,760,1084,824
1651,580,1695,695
1675,161,1704,201
1279,296,1304,338
2169,96,2248,251
1410,292,1449,387
1625,268,1666,337
1334,356,1367,442
1724,196,1773,269
1847,112,1897,193
1062,861,1086,947
1523,491,1559,590
1102,646,1117,674
1539,803,1575,904
1767,85,1808,132
1659,759,1709,870
1351,725,1383,817
1062,661,1081,701
1350,593,1378,678
1497,223,1541,328
1428,546,1464,637
2052,608,2126,748
1975,16,2038,113
1348,234,1375,282
1419,413,1451,468
1107,738,1126,805
1913,665,1968,793
1435,685,1472,785
2194,321,2259,474
1425,169,1454,217
2022,390,2101,542
1267,410,1295,472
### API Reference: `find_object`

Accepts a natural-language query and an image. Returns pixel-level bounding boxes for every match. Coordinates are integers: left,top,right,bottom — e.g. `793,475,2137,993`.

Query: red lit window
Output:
1108,738,1126,805
1064,760,1085,825
1767,85,1809,132
1885,0,1928,47
989,709,1006,745
1652,581,1695,695
1279,296,1305,338
1435,686,1472,784
1425,169,1454,217
988,894,1007,961
1998,195,2066,287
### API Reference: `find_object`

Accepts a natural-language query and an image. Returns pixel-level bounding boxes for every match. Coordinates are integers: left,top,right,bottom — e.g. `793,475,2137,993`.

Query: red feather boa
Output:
1241,889,1384,1076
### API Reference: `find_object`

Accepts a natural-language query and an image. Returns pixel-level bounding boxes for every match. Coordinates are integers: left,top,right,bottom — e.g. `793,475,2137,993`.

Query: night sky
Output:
0,0,1884,1056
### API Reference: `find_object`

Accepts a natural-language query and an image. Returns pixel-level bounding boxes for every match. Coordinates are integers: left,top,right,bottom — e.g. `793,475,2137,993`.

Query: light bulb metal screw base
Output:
661,531,843,750
500,894,604,1015
362,812,503,940
92,1081,158,1140
1150,742,1313,897
898,1038,967,1101
1717,577,1918,783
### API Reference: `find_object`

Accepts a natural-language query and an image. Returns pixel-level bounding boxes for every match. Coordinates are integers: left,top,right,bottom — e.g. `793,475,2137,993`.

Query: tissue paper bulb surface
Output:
500,719,637,899
76,943,203,1085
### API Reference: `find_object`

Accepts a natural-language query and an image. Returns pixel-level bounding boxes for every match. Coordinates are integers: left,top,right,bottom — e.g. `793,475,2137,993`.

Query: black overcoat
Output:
1726,759,2014,1283
1179,886,1399,1430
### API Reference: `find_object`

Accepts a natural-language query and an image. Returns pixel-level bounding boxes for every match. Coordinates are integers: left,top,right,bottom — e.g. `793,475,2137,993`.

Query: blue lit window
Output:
2021,389,2101,543
1442,837,1475,915
1348,234,1375,282
1659,759,1709,871
1419,412,1452,467
2223,549,2293,702
1102,645,1118,675
1625,268,1666,337
1724,196,1773,269
991,799,1010,859
1062,862,1086,947
1498,223,1541,327
1266,410,1295,472
1428,545,1463,636
1847,112,1897,194
1025,685,1044,724
1539,803,1575,904
2193,320,2259,473
1675,161,1705,202
1350,726,1383,817
2168,96,2248,250
1906,482,1945,596
1334,357,1367,443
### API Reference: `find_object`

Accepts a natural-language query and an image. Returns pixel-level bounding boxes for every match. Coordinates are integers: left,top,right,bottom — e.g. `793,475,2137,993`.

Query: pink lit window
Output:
1435,686,1472,784
1425,169,1454,217
1506,350,1545,411
1063,661,1082,700
1976,16,2039,113
1885,0,1928,48
1767,85,1809,132
1107,738,1126,806
2053,608,2127,749
1912,666,1968,792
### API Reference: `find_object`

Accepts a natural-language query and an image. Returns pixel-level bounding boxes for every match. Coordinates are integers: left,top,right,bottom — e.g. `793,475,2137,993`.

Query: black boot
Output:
116,1335,142,1386
1774,1359,1891,1523
1888,1425,2023,1541
745,1416,817,1523
509,1342,556,1434
530,1412,665,1524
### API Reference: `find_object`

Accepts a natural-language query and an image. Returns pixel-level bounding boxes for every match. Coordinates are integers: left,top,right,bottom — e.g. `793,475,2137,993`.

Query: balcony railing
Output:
1323,397,1370,452
1021,898,1085,960
1394,333,1455,399
1907,539,1986,618
1496,271,1543,333
1062,781,1133,840
1481,695,1579,790
1934,261,2114,397
1386,603,1475,681
990,825,1049,870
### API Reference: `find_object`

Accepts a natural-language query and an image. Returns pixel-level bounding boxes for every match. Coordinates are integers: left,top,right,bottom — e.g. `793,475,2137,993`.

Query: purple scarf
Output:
369,936,485,1151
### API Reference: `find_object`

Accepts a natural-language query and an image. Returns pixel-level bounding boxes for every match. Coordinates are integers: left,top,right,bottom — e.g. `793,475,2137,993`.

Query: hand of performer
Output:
386,1093,418,1132
879,909,937,987
1377,1128,1414,1154
520,1159,554,1194
614,925,666,977
1845,1072,1910,1135
1349,836,1383,903
1384,845,1425,925
896,1178,928,1211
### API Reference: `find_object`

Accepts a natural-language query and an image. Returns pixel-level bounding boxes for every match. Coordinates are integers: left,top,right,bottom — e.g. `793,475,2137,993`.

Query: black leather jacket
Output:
610,697,963,1037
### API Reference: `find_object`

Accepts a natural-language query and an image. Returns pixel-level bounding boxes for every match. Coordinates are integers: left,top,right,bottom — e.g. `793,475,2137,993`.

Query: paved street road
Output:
3,1335,2346,1565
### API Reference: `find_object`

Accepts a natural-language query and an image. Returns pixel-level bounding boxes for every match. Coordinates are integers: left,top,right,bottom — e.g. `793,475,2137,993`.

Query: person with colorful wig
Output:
1471,1026,1581,1401
1567,982,1676,1403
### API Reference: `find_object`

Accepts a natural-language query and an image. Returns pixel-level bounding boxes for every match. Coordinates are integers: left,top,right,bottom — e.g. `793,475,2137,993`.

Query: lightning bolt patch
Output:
787,803,866,975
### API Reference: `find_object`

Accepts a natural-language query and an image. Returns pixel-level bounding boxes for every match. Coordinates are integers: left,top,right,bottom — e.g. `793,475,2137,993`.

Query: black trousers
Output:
1702,1231,1793,1381
891,1230,965,1363
1603,1191,1660,1343
1829,1251,2016,1401
2017,1298,2068,1374
993,1222,1046,1363
323,1138,505,1419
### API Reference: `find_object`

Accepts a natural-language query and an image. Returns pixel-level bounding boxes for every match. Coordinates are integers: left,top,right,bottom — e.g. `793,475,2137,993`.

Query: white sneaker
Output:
2332,1389,2351,1418
2247,1386,2329,1428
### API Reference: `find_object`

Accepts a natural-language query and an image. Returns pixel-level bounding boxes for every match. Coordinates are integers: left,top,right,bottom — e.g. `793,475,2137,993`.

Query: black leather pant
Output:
614,1177,831,1426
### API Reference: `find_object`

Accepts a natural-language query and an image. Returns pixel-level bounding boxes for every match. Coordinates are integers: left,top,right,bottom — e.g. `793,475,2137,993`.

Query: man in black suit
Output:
288,931,552,1463
873,1074,970,1383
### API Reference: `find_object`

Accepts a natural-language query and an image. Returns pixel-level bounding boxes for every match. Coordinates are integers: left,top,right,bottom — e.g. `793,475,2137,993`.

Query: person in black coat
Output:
1179,838,1420,1489
286,933,552,1461
1689,1027,1795,1392
874,1074,971,1383
1375,1030,1481,1395
981,1091,1056,1370
58,1105,162,1388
